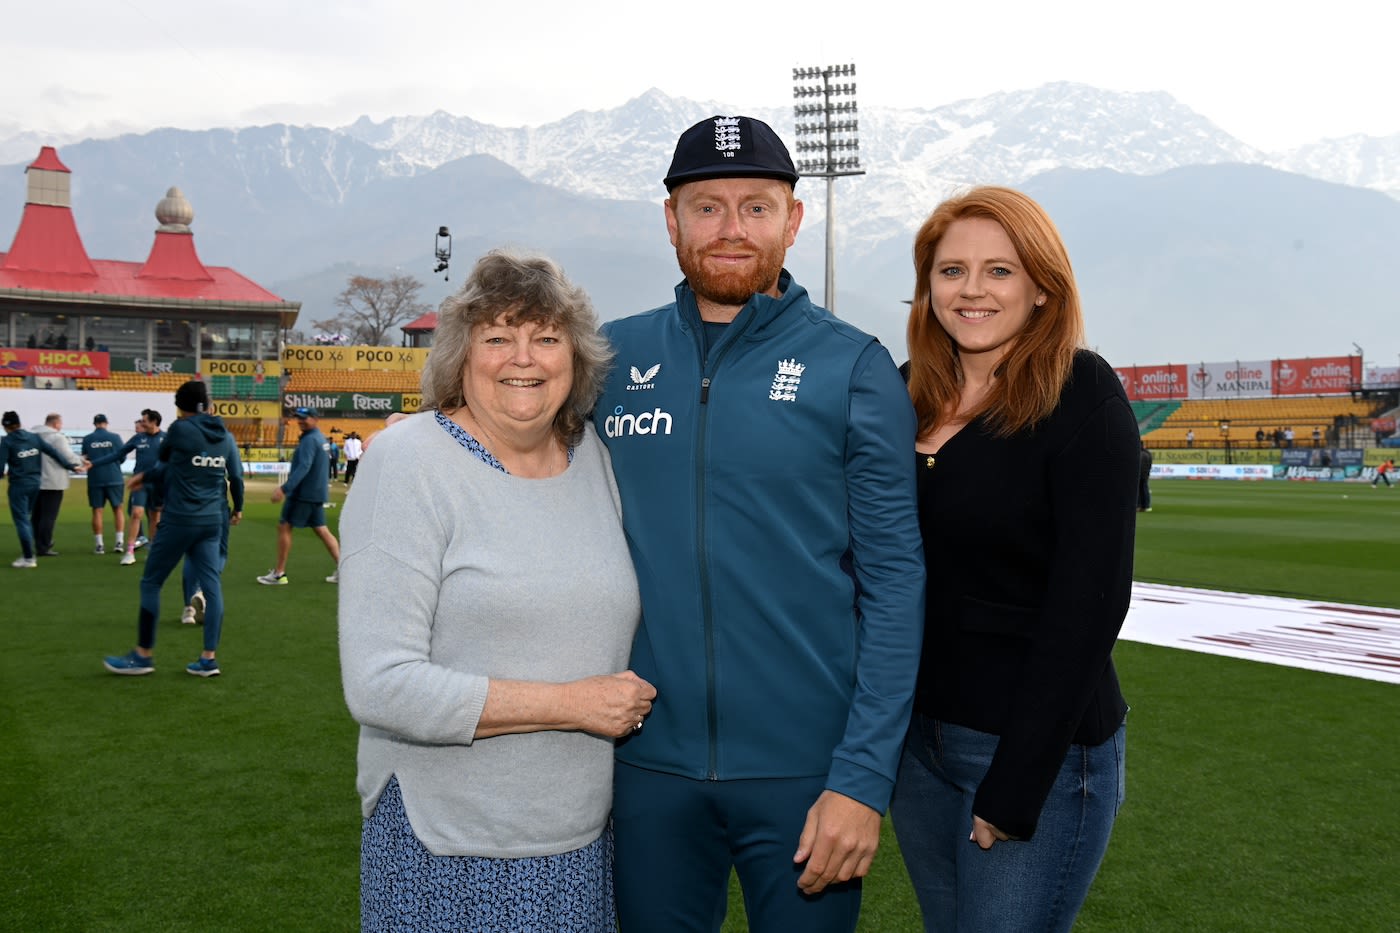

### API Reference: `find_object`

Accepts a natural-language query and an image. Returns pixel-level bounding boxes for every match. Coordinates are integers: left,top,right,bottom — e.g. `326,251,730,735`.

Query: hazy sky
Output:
3,0,1396,151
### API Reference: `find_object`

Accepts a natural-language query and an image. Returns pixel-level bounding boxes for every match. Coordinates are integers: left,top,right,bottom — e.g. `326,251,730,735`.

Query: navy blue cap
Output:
294,407,319,419
93,413,108,424
664,115,799,191
1,411,18,428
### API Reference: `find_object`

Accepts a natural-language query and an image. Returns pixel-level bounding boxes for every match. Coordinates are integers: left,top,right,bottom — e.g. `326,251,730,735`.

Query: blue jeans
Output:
890,716,1125,933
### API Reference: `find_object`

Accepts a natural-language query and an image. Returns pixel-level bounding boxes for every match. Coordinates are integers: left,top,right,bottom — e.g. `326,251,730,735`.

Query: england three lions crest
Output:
769,358,806,402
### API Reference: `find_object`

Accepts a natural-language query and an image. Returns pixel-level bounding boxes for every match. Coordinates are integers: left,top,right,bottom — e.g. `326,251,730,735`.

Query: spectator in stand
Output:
1185,428,1194,448
1311,427,1322,447
1255,427,1266,447
29,413,74,557
892,186,1137,932
1284,426,1295,448
2,410,84,568
83,414,127,554
341,432,363,485
256,407,339,586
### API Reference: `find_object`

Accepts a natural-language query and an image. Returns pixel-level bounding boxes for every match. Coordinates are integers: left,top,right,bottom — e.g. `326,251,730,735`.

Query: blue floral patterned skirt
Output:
361,776,615,932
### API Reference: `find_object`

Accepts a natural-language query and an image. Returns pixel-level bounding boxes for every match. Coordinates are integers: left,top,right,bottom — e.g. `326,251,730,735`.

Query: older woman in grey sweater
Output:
339,250,653,932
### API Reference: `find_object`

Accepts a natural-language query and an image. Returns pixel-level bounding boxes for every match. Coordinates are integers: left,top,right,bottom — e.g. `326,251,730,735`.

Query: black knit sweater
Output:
911,350,1139,840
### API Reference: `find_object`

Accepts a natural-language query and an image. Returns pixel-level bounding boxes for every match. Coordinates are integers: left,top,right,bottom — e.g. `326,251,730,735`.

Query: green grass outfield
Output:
0,478,1396,931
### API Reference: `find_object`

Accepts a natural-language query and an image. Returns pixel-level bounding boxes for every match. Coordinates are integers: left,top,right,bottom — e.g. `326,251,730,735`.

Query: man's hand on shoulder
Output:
792,789,881,894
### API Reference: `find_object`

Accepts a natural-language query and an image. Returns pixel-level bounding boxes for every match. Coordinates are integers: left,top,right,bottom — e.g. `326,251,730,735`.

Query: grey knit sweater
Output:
338,412,640,857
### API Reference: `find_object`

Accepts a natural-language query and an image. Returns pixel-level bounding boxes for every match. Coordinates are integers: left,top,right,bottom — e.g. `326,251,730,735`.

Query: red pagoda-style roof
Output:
0,254,288,304
0,203,96,277
0,146,296,314
28,146,71,173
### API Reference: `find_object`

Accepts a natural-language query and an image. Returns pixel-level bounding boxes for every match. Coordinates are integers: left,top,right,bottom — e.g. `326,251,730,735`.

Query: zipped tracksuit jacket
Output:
89,429,166,512
283,428,330,504
89,430,165,475
2,428,81,557
594,271,926,813
82,428,127,490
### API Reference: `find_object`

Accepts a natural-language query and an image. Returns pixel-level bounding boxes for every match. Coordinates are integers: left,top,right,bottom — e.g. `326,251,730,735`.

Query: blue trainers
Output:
186,657,221,678
104,650,154,676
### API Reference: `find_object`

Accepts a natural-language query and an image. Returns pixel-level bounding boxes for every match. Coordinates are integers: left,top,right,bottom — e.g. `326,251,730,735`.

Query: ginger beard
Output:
674,232,787,308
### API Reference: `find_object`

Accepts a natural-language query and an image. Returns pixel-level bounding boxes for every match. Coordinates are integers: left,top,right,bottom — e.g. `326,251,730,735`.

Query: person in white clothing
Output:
341,432,363,485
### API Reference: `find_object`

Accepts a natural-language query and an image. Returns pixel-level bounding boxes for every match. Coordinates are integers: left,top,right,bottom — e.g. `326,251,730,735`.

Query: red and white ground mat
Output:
1123,583,1400,685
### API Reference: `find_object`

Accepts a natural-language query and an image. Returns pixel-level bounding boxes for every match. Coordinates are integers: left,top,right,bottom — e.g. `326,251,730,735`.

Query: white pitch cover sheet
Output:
1123,582,1400,685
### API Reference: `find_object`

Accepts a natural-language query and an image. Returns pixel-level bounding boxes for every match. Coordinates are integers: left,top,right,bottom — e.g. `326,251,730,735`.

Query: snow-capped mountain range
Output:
2,83,1398,365
335,83,1400,212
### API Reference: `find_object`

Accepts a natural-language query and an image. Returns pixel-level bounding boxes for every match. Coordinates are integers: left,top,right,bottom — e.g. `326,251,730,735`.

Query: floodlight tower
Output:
792,63,865,313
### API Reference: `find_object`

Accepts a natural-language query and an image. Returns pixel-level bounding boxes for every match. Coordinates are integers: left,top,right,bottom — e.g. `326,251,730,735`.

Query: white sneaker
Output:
120,552,136,566
257,570,288,586
181,606,197,625
11,556,37,569
190,590,206,623
133,536,148,550
325,572,338,584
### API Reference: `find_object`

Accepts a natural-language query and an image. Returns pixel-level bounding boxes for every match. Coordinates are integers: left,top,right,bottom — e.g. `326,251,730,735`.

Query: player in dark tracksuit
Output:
2,410,83,567
256,407,340,585
103,383,243,677
87,410,166,561
82,414,128,553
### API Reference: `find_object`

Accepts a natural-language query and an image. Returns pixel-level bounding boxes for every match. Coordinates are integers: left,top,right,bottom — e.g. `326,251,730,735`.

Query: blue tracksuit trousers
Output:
7,482,38,558
138,522,225,653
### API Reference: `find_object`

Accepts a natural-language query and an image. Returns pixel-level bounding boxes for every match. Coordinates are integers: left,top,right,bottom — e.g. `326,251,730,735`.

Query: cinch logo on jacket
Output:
16,448,39,458
192,454,227,468
604,405,674,439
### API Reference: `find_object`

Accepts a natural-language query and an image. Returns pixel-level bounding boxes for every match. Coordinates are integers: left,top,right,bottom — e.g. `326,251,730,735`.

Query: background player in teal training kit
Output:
82,414,127,554
2,410,85,568
257,407,339,586
103,381,244,677
28,413,74,557
86,409,165,564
